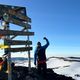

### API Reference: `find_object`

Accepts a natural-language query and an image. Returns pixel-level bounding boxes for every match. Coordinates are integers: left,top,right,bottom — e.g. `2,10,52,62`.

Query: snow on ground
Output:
47,57,80,80
13,57,80,80
13,59,35,67
47,58,71,68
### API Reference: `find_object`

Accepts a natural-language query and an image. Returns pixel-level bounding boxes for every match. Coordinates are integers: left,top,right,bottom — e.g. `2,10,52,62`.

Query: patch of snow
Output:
47,58,71,68
47,58,80,80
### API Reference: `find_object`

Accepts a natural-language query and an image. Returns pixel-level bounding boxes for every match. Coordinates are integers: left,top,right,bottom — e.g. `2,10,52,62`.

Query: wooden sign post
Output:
3,22,12,80
0,4,34,80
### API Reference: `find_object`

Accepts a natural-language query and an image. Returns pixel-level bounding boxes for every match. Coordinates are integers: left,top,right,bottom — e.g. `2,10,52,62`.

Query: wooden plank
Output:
7,47,32,52
8,16,31,28
8,9,31,22
0,4,26,18
0,4,25,10
5,40,32,45
0,29,34,36
10,27,26,39
0,4,31,28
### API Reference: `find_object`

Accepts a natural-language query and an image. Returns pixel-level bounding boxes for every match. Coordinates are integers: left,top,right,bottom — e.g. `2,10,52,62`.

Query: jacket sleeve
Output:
34,48,37,65
43,38,50,49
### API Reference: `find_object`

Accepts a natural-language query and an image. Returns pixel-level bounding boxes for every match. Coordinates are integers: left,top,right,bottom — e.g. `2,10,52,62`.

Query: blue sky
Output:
0,0,80,57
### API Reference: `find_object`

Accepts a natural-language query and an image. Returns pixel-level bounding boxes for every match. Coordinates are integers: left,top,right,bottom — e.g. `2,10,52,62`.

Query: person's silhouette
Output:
34,37,50,75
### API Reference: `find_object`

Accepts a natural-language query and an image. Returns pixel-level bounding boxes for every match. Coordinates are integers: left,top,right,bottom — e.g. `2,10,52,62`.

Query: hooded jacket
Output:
34,38,49,65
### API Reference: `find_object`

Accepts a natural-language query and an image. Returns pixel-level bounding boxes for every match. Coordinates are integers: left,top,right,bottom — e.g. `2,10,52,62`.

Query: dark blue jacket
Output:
34,39,49,65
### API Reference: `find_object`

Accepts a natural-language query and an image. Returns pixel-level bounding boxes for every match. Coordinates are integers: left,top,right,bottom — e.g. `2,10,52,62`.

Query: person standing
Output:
34,37,50,75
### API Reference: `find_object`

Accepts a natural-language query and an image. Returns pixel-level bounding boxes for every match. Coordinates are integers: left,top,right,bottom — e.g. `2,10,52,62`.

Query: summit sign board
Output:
0,4,31,27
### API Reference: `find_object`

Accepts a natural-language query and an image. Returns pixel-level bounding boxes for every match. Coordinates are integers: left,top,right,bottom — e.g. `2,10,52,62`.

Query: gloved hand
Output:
34,62,36,66
43,37,47,40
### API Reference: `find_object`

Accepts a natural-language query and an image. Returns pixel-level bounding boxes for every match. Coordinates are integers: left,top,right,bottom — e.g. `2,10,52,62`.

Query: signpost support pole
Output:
27,29,31,72
2,13,12,80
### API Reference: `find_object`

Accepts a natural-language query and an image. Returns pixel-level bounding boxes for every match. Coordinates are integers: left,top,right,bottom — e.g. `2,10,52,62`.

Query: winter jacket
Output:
34,39,49,65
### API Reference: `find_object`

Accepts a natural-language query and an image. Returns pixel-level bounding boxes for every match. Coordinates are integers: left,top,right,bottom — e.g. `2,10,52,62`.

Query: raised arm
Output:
43,37,50,49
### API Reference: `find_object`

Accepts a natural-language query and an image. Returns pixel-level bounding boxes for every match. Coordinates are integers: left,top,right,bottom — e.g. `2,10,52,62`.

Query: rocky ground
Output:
0,66,75,80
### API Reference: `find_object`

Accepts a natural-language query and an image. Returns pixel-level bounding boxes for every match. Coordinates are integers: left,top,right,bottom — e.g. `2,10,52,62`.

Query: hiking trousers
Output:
37,63,47,76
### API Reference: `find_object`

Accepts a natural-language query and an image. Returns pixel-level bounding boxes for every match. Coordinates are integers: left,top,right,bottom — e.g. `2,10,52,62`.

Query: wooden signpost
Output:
0,4,30,21
10,27,26,39
8,16,31,28
0,4,31,27
0,29,34,36
7,47,32,52
2,14,31,28
0,4,34,80
5,40,32,45
8,9,31,22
